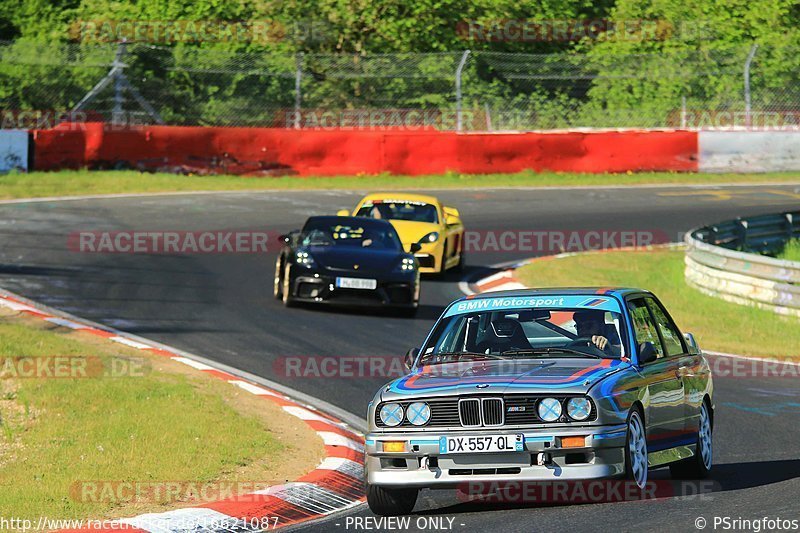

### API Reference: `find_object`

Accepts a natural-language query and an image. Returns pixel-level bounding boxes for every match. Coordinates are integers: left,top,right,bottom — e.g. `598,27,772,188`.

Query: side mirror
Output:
409,243,422,253
683,332,700,354
336,209,350,216
443,206,460,225
404,348,420,370
638,342,658,364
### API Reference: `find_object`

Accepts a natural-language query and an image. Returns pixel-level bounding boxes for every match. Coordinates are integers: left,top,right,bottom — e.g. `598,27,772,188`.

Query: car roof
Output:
359,193,441,205
463,287,650,301
304,215,394,228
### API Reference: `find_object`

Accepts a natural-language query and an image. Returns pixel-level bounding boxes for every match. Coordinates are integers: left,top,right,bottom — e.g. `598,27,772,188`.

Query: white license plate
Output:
440,434,524,454
335,277,377,290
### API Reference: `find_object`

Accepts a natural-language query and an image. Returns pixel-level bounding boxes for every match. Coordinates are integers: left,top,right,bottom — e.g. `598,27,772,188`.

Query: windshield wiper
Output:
427,351,506,361
500,348,604,359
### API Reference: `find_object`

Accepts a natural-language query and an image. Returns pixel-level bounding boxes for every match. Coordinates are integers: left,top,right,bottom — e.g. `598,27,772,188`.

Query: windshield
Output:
356,199,439,224
419,306,628,365
300,221,402,250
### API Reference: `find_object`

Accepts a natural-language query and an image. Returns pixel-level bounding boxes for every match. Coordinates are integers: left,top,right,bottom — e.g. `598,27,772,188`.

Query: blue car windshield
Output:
420,305,628,364
301,222,402,250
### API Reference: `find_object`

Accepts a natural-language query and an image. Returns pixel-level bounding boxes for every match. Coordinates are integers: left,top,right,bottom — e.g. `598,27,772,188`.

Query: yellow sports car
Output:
338,193,465,274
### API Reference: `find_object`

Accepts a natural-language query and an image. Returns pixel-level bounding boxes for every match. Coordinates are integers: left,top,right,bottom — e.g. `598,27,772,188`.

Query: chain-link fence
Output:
2,40,799,131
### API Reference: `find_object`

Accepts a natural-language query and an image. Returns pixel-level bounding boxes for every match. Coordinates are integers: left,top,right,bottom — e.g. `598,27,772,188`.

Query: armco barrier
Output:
31,124,699,176
685,211,800,317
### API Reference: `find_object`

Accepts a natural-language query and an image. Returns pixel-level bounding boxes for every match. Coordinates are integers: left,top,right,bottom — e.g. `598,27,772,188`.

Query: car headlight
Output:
397,257,416,271
537,397,562,422
379,403,404,427
295,250,315,268
566,397,592,421
418,232,439,244
406,402,430,426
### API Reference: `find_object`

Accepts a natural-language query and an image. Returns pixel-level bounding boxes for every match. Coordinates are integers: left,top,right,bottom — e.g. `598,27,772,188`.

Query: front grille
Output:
458,398,481,427
482,398,504,426
416,254,435,268
375,395,596,429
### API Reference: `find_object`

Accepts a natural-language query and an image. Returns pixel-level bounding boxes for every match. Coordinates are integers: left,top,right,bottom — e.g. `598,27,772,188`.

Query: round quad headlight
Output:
419,232,439,243
379,403,404,427
566,397,592,421
406,402,430,426
537,397,562,422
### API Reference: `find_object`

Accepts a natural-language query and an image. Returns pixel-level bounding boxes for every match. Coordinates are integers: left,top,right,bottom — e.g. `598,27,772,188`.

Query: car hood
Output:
386,220,440,244
381,358,628,400
307,246,401,273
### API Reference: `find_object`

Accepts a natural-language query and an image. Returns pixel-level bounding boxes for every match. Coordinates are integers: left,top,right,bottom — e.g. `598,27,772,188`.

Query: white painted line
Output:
317,431,365,452
479,281,527,292
283,405,348,428
229,379,281,397
170,356,216,371
110,336,152,349
317,457,364,479
262,483,357,514
44,317,89,329
0,299,43,313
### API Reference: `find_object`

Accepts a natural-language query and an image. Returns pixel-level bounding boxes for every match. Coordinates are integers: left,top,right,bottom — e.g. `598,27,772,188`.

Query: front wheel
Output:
273,256,283,300
281,263,295,307
366,484,418,516
670,401,712,479
625,409,648,489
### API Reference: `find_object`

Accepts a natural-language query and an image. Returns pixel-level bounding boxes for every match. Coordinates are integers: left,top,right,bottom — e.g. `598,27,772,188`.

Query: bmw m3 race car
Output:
338,193,465,274
365,288,714,515
273,216,420,315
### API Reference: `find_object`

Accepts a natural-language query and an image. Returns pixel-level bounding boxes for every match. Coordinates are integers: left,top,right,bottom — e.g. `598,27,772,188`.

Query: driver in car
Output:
573,310,621,356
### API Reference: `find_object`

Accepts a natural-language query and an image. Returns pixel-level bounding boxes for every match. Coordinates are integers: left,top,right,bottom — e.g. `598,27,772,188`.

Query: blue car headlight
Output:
295,250,315,268
379,403,404,427
566,397,592,421
396,257,416,272
406,402,430,426
537,397,562,422
418,231,439,244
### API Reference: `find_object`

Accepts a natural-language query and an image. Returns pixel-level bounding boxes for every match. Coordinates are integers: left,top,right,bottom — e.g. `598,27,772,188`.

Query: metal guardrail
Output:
685,211,800,317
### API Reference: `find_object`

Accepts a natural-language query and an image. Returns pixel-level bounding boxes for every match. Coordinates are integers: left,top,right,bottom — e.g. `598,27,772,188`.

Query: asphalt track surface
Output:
1,184,799,532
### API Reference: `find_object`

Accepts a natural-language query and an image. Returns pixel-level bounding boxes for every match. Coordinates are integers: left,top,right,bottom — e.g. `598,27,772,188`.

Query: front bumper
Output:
366,425,627,488
288,272,419,308
404,241,443,273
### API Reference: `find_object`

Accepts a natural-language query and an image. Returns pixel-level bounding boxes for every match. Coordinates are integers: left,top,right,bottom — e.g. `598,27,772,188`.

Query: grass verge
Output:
1,169,800,200
514,248,800,359
0,308,323,522
778,239,800,262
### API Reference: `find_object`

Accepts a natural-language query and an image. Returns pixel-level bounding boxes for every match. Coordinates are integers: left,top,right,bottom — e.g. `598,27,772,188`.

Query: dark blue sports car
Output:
273,216,421,316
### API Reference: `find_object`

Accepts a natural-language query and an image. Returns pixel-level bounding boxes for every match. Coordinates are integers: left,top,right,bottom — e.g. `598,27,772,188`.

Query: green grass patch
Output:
514,248,800,359
778,239,800,262
0,313,319,522
1,169,800,200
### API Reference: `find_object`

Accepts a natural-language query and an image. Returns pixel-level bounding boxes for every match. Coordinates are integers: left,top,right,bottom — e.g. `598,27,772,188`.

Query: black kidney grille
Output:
482,398,504,426
458,398,481,427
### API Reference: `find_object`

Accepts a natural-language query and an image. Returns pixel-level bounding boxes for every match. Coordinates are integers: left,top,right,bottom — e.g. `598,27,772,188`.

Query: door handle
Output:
676,366,692,378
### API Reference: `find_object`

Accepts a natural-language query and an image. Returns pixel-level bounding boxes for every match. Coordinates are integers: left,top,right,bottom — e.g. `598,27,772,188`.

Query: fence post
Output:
681,95,687,129
455,50,471,132
744,44,758,128
294,52,303,130
112,41,126,124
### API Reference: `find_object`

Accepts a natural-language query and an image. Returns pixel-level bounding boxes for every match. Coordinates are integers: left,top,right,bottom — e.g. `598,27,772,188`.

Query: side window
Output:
645,298,686,357
626,298,664,359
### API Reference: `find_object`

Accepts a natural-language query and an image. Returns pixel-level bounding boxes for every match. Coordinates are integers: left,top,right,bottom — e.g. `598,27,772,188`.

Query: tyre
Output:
281,263,295,307
273,256,283,300
366,484,418,516
625,409,648,489
670,401,712,479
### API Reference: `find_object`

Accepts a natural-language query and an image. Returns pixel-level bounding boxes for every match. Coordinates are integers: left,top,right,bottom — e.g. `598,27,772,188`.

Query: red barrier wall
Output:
32,124,698,175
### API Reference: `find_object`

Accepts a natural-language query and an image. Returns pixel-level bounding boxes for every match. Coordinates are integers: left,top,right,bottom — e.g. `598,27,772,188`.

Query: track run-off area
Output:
1,184,799,532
